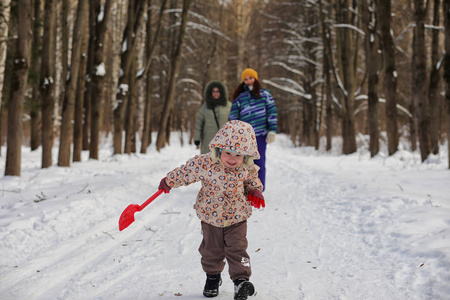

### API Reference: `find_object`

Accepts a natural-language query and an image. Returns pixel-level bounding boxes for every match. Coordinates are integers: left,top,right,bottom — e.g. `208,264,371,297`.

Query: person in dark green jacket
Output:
194,81,232,154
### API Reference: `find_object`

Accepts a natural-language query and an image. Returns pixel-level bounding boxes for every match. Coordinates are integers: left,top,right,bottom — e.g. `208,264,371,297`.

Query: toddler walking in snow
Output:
158,120,265,300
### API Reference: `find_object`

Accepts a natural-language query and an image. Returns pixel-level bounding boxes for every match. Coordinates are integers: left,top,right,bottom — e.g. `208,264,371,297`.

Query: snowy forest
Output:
1,0,450,176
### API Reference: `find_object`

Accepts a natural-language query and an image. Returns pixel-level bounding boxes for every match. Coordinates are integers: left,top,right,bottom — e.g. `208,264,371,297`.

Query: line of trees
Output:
0,0,449,177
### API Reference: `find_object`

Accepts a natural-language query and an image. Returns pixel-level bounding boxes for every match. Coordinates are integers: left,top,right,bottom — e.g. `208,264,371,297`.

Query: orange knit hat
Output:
241,68,258,82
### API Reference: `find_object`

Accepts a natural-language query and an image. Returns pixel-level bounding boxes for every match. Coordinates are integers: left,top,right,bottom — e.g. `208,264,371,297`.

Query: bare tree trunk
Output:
30,0,43,151
113,0,135,154
362,0,380,157
58,0,88,166
156,0,192,151
139,0,166,153
59,0,69,112
73,7,89,162
410,30,418,152
428,0,441,155
336,0,357,155
376,0,398,156
412,0,431,162
141,63,154,153
319,0,333,151
124,53,139,154
5,0,32,176
40,0,57,168
89,0,112,160
138,0,167,80
0,0,11,157
141,0,154,153
303,5,318,148
82,1,96,151
131,57,140,154
113,1,132,154
113,0,146,154
444,0,450,169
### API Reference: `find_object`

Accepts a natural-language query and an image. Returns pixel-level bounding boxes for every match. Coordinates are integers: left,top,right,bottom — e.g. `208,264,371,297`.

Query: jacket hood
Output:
204,81,228,109
208,120,260,159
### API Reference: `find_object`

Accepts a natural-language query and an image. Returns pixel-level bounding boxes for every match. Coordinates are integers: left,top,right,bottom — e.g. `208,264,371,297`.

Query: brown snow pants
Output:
199,221,251,281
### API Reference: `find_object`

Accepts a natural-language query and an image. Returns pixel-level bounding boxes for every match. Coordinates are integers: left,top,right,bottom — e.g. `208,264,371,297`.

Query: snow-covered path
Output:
0,135,449,299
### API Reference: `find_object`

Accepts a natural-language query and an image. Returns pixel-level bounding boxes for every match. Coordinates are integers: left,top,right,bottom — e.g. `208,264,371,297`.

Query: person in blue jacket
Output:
229,68,277,191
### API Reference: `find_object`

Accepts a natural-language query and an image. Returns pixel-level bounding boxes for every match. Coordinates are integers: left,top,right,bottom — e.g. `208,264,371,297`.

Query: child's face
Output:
244,76,255,87
220,151,244,168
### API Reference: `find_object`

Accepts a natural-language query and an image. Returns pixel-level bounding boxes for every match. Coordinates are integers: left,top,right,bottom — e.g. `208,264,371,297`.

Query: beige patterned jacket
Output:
165,120,263,227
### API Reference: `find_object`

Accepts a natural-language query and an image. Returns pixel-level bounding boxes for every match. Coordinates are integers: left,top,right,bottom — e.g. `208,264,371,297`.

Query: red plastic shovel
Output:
118,190,164,231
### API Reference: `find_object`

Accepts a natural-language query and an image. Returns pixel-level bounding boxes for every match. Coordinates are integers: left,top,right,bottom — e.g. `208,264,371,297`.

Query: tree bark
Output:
376,0,399,156
141,0,154,153
58,0,88,166
428,0,441,155
89,0,112,160
5,0,32,176
73,6,89,162
362,0,380,157
139,0,166,153
40,0,57,168
303,5,318,149
444,0,450,169
82,0,96,151
137,0,167,80
125,55,139,153
412,0,431,162
30,0,43,151
0,0,11,157
319,0,333,151
336,0,357,155
113,0,146,154
59,0,69,112
156,0,192,151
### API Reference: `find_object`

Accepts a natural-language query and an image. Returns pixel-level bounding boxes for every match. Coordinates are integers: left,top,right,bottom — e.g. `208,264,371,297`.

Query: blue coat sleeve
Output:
264,91,278,132
229,100,241,121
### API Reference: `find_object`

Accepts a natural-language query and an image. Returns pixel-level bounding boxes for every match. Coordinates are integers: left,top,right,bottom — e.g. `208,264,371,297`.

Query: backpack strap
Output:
212,107,220,129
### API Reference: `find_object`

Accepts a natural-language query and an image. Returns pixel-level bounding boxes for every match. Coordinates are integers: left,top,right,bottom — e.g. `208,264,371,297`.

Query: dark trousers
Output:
255,135,267,190
199,221,251,281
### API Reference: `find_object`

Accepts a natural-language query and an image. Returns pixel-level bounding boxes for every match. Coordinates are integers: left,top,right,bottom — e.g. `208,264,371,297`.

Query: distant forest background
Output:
1,0,449,176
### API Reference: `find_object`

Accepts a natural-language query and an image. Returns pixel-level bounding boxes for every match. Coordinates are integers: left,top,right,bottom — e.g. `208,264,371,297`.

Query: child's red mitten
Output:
158,178,171,193
248,189,265,209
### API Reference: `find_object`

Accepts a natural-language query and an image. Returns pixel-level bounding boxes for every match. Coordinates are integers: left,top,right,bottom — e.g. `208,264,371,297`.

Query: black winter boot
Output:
203,274,222,297
233,278,255,300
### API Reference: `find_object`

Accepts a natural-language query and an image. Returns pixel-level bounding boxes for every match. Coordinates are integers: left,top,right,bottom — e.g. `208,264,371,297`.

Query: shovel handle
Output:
139,189,164,211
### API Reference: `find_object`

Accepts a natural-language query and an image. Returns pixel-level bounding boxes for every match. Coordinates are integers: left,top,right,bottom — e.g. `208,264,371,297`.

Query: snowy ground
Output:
0,133,449,300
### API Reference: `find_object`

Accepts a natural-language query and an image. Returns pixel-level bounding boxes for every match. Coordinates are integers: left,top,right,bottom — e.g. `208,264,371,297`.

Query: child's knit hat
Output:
241,68,258,82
